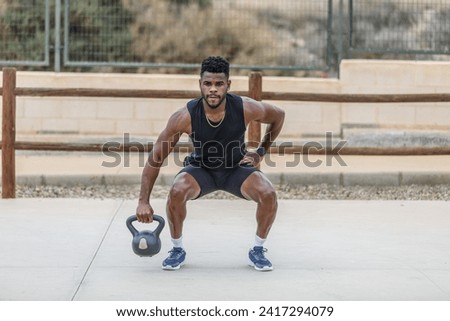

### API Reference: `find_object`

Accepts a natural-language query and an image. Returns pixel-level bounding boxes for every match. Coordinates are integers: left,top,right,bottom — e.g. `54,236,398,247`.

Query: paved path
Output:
1,198,449,301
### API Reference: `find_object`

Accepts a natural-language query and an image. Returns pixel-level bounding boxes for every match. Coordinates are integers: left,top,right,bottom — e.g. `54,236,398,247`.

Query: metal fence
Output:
1,0,450,75
63,0,332,72
0,0,50,67
349,0,450,56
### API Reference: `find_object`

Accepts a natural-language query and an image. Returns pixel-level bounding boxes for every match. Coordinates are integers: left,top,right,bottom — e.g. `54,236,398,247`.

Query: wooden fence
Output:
2,67,450,198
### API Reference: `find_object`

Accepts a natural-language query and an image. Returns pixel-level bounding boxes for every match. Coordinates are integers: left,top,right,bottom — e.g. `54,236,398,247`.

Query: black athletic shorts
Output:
178,164,259,199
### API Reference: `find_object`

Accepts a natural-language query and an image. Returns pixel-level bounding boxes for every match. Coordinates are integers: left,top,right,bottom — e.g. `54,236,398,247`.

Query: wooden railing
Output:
2,67,450,198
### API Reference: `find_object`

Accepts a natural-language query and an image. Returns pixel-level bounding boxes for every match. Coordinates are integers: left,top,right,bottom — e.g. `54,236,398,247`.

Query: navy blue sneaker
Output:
248,246,273,271
162,247,186,270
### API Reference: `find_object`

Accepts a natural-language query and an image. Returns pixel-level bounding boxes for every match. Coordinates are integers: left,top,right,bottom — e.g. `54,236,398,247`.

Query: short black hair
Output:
200,56,230,78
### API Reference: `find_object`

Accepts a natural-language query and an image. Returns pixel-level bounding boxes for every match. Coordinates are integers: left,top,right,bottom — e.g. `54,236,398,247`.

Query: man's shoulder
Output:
239,96,260,110
167,106,191,133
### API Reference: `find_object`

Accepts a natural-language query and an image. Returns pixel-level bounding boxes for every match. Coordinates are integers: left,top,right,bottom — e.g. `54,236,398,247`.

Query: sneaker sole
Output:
161,261,185,271
248,259,273,271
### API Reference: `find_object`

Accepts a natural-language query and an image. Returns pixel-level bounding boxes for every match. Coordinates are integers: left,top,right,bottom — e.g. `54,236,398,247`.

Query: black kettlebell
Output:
126,215,165,257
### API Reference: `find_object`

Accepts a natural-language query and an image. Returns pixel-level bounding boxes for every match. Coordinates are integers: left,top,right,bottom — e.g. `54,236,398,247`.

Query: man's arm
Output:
136,108,190,223
242,97,285,163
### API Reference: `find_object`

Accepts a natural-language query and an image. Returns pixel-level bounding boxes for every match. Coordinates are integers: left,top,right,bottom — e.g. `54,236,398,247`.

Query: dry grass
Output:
122,0,330,75
127,1,278,68
2,0,450,75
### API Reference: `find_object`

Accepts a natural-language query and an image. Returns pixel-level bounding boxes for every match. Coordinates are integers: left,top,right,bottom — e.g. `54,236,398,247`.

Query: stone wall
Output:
1,60,450,143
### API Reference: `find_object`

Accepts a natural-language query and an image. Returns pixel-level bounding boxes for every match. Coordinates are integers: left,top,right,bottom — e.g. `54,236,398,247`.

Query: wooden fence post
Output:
2,68,16,198
248,72,262,148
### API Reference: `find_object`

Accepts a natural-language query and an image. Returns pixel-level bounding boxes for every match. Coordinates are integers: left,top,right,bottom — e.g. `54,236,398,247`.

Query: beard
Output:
202,94,226,109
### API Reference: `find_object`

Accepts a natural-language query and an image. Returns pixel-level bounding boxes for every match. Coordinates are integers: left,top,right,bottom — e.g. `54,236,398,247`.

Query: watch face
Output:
256,147,265,156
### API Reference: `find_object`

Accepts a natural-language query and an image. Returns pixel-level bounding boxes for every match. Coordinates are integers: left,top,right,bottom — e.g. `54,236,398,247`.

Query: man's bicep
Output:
150,112,185,164
153,127,181,157
247,100,281,124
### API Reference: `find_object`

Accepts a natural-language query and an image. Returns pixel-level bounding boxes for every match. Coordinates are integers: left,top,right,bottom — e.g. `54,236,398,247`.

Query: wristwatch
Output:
256,146,266,157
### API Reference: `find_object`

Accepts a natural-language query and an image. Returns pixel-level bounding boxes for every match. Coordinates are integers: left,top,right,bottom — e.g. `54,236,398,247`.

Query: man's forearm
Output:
260,119,284,151
138,160,161,204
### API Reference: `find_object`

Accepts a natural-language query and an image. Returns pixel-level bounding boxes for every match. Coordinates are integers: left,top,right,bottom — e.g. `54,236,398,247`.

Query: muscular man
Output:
136,56,285,271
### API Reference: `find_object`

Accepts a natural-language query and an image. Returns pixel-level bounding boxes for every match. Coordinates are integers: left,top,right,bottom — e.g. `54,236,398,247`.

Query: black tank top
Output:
185,93,246,169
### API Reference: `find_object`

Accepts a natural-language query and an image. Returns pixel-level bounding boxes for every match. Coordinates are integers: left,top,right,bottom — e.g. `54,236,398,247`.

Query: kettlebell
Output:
126,215,165,257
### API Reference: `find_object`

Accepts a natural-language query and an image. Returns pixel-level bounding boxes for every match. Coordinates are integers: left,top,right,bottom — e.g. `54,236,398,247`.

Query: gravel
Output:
10,184,450,201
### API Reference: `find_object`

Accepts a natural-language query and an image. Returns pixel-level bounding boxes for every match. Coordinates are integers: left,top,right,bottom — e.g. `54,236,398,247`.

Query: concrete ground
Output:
1,151,449,301
0,198,449,301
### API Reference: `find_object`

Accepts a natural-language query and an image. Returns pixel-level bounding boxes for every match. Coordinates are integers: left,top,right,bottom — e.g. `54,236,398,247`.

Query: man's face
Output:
199,71,231,109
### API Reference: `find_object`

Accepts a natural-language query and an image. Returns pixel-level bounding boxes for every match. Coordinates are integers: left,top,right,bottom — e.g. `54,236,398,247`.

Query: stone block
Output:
23,98,62,118
134,99,182,120
377,105,416,126
115,120,151,136
343,172,400,186
79,119,116,134
342,104,377,125
401,172,450,185
42,118,79,133
16,118,43,134
416,105,450,127
283,173,341,186
60,99,97,119
96,99,134,120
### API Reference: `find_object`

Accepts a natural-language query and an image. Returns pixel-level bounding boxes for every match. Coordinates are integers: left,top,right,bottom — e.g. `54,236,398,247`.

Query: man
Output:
136,56,285,271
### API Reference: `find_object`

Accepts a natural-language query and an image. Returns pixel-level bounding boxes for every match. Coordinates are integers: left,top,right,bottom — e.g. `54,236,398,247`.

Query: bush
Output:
128,1,277,68
0,0,47,62
65,0,134,63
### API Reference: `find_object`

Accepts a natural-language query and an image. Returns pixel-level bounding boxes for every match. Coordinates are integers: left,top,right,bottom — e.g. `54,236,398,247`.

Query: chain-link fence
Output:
0,0,332,73
1,0,450,75
350,0,450,55
63,0,332,73
0,0,50,66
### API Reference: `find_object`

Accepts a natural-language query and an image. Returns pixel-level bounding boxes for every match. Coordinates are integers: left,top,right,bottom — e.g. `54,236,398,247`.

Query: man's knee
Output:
250,175,277,205
258,187,277,206
168,173,199,203
168,183,188,203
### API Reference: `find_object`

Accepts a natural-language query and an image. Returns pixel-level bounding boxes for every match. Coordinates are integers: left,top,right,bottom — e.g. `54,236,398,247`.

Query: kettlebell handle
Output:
126,214,165,237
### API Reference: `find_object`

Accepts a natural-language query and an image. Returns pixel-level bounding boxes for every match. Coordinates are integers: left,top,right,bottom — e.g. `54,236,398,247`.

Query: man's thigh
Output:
178,165,217,199
222,165,259,199
239,169,275,201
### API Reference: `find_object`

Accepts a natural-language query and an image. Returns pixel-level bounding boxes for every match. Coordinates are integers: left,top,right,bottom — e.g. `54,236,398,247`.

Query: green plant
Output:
0,0,47,62
66,0,134,62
